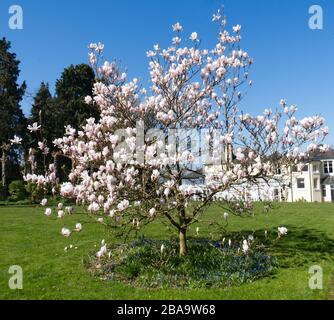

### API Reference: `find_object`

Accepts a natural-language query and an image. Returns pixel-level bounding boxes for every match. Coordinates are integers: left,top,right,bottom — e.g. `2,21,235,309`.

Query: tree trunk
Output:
179,228,187,257
1,149,7,188
1,148,6,198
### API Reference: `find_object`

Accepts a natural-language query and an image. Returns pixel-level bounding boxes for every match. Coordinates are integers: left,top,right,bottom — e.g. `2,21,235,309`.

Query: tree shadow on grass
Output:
243,227,334,269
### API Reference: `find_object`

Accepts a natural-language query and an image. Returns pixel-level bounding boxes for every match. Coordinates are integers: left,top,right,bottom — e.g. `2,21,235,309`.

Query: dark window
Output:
322,185,327,197
324,161,333,174
297,178,305,189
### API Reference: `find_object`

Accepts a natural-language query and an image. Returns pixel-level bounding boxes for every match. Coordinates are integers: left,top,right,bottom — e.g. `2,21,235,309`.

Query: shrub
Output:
88,238,278,289
25,182,44,203
8,180,27,202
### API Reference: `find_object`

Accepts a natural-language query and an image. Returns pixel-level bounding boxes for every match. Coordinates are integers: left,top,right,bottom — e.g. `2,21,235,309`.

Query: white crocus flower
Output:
149,208,156,218
61,228,71,238
44,208,52,218
65,207,74,215
278,227,288,237
242,240,249,254
58,211,65,219
97,244,107,259
196,227,200,236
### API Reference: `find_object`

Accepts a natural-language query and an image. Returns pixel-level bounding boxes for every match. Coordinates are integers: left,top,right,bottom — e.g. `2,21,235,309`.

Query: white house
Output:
286,148,334,203
198,147,334,203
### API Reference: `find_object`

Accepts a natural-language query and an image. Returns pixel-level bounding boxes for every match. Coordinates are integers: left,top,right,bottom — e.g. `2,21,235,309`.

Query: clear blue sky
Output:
0,0,333,144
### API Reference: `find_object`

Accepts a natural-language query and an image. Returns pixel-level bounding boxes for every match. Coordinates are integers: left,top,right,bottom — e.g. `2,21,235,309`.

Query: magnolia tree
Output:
25,9,329,256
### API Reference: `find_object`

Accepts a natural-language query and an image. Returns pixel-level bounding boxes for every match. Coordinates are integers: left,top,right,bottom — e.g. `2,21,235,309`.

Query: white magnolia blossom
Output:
10,135,22,145
189,32,199,42
27,122,41,133
172,22,183,32
233,24,242,33
61,183,74,197
75,223,82,232
41,199,48,207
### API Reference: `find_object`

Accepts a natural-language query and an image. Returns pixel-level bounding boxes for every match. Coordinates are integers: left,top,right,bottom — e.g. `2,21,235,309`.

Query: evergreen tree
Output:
28,82,55,173
54,64,97,132
0,38,26,195
27,65,96,181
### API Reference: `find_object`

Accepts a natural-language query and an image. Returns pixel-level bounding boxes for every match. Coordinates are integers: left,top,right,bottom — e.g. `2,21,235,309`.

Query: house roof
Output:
322,176,334,185
309,147,334,161
182,169,204,180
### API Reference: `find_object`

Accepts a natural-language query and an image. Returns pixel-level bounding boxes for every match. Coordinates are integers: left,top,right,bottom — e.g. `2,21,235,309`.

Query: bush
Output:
8,180,27,202
25,182,44,203
88,238,278,289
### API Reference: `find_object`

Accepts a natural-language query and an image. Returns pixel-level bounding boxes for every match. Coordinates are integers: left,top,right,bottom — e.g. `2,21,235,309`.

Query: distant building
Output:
199,147,334,203
286,148,334,203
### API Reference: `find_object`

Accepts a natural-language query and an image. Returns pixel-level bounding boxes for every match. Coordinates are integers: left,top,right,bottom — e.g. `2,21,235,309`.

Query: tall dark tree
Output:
0,38,26,196
28,82,55,173
26,65,96,182
49,64,97,182
30,82,54,138
55,64,97,132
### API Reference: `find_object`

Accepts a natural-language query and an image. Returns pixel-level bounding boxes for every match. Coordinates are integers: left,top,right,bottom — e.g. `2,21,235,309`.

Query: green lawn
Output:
0,203,333,300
